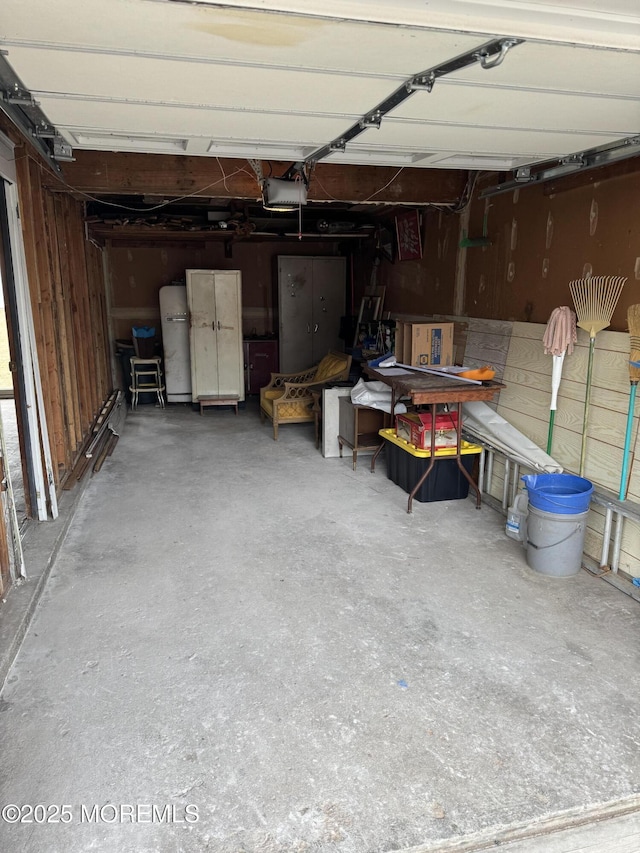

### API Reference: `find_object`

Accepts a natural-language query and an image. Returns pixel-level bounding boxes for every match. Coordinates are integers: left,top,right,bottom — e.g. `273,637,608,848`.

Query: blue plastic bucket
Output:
521,473,593,515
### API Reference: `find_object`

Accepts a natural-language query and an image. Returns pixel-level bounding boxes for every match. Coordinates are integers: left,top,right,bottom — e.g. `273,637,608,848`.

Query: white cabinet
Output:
278,256,346,373
186,269,244,402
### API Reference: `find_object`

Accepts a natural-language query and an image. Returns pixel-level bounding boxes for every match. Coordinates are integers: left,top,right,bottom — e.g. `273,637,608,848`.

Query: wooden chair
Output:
259,351,352,440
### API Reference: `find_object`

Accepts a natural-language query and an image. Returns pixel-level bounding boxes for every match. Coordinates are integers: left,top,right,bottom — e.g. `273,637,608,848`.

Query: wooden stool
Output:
198,395,239,415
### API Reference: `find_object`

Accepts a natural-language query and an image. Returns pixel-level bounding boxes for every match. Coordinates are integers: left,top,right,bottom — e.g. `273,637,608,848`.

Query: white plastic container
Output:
526,505,588,576
505,492,528,543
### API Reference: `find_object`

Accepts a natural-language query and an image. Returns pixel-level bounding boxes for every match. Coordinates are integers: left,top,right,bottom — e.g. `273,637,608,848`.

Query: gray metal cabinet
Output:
186,269,244,402
277,256,346,373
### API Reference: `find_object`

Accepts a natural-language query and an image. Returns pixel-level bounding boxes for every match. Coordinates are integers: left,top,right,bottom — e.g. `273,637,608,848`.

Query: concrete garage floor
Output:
0,402,639,853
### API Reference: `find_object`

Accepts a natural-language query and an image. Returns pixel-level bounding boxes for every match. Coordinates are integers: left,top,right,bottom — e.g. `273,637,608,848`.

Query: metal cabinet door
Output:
186,270,218,400
213,271,244,400
186,270,244,402
244,340,278,394
278,256,313,373
310,257,346,363
278,256,346,373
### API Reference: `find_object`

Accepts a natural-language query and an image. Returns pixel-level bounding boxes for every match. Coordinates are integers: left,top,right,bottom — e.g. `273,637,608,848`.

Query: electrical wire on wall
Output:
38,150,479,224
448,170,480,213
37,158,259,213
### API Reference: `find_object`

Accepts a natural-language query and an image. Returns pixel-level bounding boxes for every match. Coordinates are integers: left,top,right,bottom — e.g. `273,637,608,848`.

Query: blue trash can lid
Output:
521,473,593,514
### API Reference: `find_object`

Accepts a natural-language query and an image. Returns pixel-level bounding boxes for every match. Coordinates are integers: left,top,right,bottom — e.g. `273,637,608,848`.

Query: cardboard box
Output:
394,321,454,367
395,411,459,450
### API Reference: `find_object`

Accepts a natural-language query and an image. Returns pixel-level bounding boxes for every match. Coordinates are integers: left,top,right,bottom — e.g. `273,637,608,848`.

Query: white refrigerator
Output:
159,285,192,403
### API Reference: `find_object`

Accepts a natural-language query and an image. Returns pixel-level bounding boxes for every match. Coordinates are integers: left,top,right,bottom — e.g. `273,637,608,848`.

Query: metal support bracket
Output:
482,135,640,197
0,53,68,171
473,38,520,69
304,37,524,167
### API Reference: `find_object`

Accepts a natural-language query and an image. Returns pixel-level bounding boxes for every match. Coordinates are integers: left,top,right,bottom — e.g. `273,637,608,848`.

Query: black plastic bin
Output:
381,428,482,502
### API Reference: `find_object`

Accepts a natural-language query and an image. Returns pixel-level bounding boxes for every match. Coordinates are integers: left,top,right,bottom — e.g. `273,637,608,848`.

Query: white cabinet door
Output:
186,270,244,402
187,270,217,400
213,271,243,398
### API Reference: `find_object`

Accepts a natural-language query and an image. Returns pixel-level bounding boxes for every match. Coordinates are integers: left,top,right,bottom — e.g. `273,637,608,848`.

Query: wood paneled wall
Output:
14,150,112,486
476,321,640,578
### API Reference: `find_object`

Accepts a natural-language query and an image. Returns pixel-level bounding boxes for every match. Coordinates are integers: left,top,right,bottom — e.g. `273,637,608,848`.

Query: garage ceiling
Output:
1,0,639,190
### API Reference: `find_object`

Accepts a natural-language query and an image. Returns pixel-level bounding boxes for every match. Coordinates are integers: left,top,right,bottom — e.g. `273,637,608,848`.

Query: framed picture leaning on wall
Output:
358,296,381,324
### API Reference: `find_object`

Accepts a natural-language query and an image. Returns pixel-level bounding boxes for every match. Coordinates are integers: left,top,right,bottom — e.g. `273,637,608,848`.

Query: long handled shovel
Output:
569,275,627,476
619,303,640,500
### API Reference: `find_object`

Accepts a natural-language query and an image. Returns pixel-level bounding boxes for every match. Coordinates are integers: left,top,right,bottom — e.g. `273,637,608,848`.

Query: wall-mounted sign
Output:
395,210,423,261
